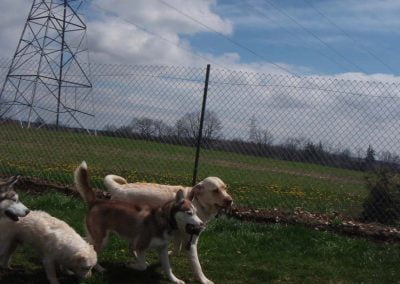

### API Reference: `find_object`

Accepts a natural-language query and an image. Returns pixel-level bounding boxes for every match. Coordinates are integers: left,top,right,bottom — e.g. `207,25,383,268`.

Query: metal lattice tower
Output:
0,0,93,129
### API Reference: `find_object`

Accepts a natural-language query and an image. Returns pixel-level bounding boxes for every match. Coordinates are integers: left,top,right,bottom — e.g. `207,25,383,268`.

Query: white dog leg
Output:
186,236,214,284
170,233,182,256
159,246,185,284
128,250,148,271
42,257,60,284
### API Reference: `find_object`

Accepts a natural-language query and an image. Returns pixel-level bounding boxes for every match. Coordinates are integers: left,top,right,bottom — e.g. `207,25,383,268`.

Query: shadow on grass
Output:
0,262,165,284
100,262,164,283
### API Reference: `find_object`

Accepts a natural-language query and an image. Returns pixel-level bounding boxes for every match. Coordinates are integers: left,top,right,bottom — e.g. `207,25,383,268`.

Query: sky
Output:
1,0,400,78
1,0,400,157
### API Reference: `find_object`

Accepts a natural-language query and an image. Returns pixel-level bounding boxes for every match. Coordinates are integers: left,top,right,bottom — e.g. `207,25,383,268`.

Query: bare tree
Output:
131,117,155,137
175,110,222,142
153,119,173,137
248,116,274,146
104,124,118,132
379,151,400,164
130,117,172,138
283,137,305,151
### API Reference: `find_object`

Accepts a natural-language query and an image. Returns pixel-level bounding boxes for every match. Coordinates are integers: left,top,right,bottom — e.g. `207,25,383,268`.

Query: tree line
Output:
101,111,399,172
1,111,397,172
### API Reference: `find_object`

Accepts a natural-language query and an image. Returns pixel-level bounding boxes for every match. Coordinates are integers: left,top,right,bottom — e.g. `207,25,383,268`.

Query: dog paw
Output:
201,279,214,284
171,279,185,284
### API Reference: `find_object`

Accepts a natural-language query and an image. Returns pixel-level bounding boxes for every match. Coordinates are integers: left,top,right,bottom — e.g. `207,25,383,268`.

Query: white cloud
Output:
93,0,233,36
87,0,236,67
0,0,30,57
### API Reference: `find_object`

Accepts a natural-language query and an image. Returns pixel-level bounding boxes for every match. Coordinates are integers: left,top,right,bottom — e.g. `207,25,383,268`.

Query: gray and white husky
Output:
0,176,30,221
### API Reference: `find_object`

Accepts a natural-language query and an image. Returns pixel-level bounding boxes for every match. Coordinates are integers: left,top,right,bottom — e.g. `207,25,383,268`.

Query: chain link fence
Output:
1,57,400,224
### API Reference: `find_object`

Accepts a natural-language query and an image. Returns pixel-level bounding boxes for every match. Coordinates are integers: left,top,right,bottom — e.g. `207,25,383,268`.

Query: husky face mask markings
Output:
0,176,30,221
172,195,204,236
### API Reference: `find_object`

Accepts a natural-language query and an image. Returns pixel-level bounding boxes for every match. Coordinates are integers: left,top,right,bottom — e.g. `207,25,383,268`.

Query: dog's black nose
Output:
25,209,30,216
185,224,204,235
225,198,233,207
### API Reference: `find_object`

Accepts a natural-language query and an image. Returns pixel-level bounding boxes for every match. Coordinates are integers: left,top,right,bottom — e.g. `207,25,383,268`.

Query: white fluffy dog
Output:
0,210,97,284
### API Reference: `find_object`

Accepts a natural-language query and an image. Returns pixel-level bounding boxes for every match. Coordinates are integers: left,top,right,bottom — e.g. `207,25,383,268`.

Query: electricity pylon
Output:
0,0,93,129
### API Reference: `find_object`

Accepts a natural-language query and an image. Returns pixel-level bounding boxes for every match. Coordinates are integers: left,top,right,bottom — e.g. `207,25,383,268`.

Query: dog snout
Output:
185,223,204,235
224,197,233,207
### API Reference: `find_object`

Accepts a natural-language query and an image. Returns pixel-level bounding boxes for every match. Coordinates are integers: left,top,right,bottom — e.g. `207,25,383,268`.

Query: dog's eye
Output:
186,211,193,216
213,189,219,194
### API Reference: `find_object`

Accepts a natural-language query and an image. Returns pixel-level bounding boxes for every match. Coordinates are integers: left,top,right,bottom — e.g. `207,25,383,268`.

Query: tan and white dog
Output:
75,162,204,284
0,210,97,284
104,175,233,284
0,176,30,221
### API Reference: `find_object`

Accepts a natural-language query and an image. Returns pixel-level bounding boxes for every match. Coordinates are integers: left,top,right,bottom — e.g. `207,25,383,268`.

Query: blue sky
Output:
185,0,400,76
2,0,400,78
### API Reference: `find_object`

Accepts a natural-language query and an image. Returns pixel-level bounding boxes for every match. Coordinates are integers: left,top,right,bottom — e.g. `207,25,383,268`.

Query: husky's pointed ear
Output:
0,176,19,192
175,189,185,203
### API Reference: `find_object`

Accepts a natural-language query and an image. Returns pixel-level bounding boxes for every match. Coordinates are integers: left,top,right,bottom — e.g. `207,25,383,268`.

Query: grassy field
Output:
0,124,367,216
1,124,399,283
1,191,400,283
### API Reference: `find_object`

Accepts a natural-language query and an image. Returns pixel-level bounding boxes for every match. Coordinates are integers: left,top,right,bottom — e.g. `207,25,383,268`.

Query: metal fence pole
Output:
192,64,211,186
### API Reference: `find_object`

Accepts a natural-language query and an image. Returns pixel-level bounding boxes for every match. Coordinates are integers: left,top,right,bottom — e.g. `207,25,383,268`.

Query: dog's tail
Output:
104,174,127,195
74,161,96,206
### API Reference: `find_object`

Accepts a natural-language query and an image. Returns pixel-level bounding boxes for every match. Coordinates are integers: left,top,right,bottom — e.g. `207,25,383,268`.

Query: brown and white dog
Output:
104,175,233,284
75,162,204,284
0,176,30,221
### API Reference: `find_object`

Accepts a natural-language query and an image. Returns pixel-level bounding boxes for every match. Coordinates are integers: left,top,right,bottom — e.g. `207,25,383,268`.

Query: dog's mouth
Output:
185,224,204,235
214,203,225,209
5,210,20,222
215,201,232,210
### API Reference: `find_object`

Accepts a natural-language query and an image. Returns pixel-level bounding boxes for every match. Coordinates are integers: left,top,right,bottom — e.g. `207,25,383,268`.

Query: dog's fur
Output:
0,176,30,221
75,161,204,284
0,210,97,284
104,175,233,284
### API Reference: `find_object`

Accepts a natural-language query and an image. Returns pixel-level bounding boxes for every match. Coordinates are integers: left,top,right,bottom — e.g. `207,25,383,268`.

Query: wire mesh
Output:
1,57,400,224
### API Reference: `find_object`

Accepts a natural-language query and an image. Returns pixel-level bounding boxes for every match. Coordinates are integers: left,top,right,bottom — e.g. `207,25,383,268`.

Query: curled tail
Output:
74,161,96,205
104,174,128,195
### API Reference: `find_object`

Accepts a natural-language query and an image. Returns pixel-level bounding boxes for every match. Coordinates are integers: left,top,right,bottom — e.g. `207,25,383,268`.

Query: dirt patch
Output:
0,175,109,200
3,175,399,243
228,206,400,243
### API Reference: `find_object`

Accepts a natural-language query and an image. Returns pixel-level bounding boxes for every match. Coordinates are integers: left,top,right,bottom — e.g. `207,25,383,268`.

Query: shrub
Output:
361,169,400,225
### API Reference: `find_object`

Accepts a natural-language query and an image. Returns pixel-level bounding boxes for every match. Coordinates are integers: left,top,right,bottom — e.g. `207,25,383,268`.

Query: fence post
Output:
192,64,211,186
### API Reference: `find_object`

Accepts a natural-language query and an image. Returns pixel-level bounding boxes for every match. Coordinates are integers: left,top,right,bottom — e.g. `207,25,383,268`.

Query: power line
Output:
263,0,368,74
302,0,397,74
157,0,299,77
243,2,353,74
91,3,225,69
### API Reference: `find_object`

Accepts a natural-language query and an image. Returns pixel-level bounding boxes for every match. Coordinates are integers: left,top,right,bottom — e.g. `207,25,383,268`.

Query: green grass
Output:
0,124,368,216
2,191,400,283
